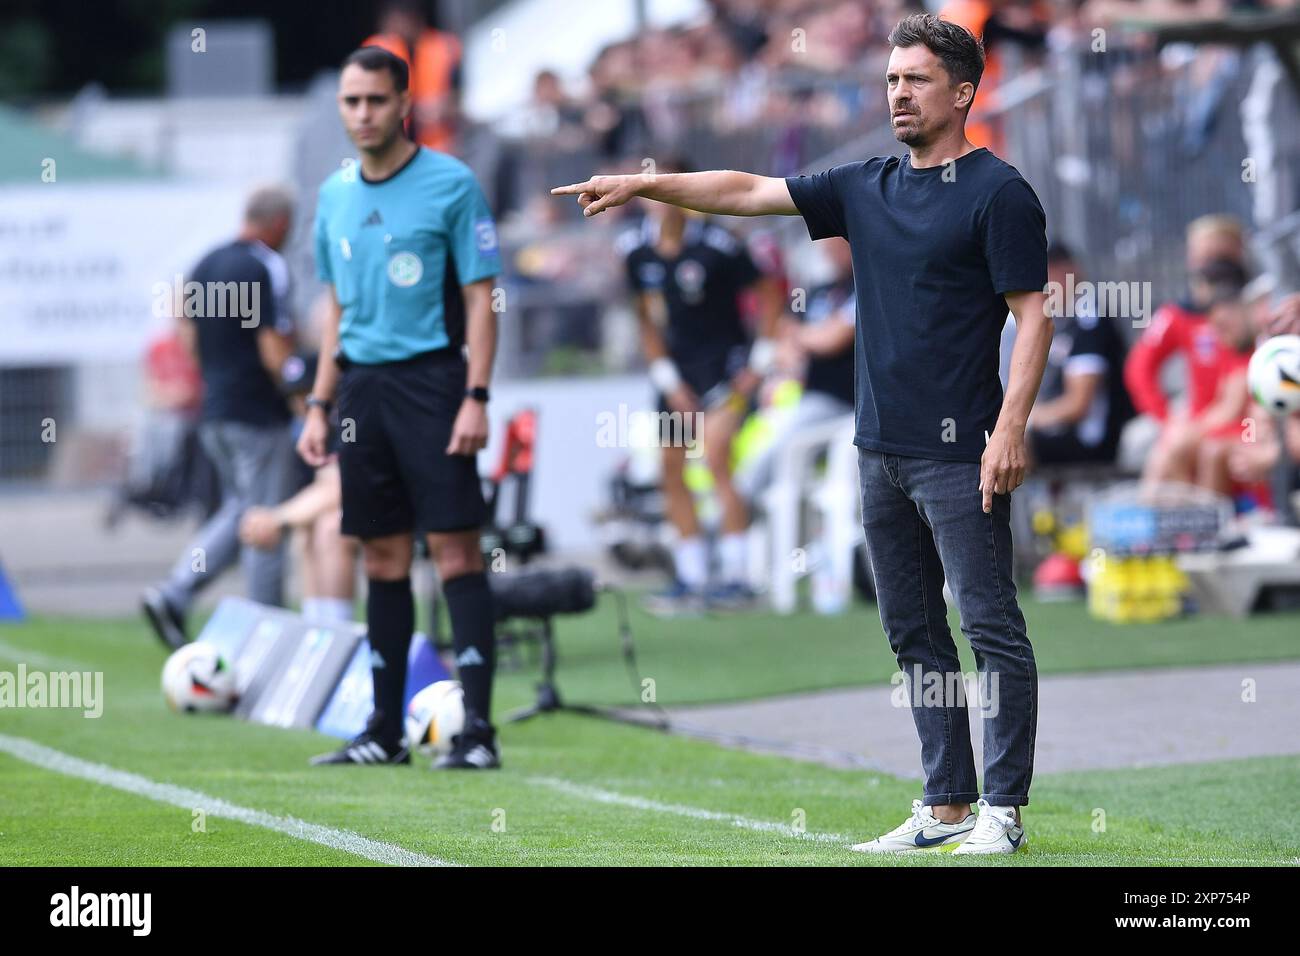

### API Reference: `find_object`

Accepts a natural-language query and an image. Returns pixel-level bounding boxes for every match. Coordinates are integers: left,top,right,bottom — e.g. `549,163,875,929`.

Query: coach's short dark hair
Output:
343,46,409,93
887,14,984,97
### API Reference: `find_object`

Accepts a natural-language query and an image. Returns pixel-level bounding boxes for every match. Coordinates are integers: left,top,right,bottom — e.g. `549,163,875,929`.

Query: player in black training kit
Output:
619,160,783,614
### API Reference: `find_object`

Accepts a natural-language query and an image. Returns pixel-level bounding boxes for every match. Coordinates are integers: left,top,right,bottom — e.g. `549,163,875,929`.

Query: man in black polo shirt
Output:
142,186,299,649
554,14,1052,854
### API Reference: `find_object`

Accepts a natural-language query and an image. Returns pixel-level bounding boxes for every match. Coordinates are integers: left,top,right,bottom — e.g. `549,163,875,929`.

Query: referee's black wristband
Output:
465,386,490,403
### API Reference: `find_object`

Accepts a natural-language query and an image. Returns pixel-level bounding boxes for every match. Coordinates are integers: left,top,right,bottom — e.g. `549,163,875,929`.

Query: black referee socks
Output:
442,571,496,726
366,577,414,745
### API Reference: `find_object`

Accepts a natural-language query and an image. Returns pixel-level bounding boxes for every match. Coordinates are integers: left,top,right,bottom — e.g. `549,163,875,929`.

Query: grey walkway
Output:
0,489,653,616
0,490,237,616
653,661,1300,776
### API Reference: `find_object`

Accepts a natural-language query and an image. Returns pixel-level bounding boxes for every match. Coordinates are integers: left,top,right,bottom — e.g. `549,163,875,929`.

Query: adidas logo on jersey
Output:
361,209,383,227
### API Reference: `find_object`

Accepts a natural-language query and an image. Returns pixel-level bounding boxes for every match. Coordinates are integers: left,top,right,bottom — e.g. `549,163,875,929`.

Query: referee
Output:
300,47,501,770
554,14,1051,852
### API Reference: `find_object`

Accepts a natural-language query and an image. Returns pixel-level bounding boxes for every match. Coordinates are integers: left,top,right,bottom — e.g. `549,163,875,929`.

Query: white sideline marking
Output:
529,776,853,845
0,640,88,672
535,778,1294,863
0,734,454,867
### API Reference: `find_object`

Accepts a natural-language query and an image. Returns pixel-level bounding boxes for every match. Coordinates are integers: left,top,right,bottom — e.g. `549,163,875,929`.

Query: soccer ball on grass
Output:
161,642,238,713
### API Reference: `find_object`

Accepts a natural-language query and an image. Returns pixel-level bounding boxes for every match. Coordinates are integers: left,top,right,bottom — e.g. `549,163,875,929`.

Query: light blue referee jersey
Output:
314,146,501,363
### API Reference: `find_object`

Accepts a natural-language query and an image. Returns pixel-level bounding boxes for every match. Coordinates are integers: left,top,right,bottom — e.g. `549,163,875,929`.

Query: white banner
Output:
0,182,246,364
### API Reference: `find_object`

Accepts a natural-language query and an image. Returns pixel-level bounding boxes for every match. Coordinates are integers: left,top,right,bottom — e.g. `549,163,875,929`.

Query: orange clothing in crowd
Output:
940,0,1002,154
363,29,461,152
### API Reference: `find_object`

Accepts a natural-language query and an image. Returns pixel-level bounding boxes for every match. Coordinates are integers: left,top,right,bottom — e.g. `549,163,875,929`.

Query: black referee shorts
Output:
336,349,487,539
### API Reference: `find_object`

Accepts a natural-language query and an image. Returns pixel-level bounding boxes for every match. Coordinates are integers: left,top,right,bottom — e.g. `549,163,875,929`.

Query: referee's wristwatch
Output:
305,395,333,415
465,386,490,404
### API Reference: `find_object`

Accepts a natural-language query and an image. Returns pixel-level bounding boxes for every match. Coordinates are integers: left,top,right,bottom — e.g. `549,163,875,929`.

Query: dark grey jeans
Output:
161,419,298,612
858,447,1038,806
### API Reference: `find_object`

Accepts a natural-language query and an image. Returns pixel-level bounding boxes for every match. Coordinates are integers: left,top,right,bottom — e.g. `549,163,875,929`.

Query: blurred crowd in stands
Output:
494,0,1297,170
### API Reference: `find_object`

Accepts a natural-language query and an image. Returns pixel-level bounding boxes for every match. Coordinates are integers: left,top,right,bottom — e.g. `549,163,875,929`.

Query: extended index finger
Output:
979,464,994,514
551,180,593,196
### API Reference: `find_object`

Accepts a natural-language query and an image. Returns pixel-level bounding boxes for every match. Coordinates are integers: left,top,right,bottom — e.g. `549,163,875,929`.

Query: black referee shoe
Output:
432,718,501,770
310,720,410,766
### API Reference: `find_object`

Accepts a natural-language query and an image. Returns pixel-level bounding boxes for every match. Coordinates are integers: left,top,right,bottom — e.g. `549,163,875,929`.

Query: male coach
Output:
553,14,1051,853
300,46,502,770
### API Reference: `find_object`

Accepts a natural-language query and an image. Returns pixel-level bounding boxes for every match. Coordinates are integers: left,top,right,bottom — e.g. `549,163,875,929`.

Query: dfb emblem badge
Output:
388,251,423,287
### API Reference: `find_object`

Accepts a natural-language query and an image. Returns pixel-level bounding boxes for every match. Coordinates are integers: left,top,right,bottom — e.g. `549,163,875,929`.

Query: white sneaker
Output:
851,799,976,853
952,799,1027,855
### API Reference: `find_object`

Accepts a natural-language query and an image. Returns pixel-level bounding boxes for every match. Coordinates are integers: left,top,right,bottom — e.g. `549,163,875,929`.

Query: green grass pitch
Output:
1,598,1298,866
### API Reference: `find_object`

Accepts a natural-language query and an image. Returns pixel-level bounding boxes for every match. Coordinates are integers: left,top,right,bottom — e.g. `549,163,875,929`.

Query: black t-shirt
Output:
802,277,856,406
620,216,761,363
1035,305,1134,452
189,239,293,426
786,148,1047,462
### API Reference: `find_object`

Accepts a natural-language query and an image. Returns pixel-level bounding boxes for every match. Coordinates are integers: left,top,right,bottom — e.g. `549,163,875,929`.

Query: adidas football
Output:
1248,334,1300,414
404,680,465,755
161,642,238,713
